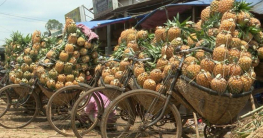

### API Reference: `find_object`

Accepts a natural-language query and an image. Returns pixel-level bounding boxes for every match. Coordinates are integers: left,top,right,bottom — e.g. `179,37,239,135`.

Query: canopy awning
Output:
135,0,263,29
76,14,146,29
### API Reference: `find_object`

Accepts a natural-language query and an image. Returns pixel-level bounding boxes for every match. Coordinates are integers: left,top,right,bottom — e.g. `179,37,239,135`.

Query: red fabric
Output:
77,24,99,42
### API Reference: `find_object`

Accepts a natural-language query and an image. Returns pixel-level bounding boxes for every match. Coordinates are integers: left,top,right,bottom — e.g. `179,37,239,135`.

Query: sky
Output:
0,0,94,45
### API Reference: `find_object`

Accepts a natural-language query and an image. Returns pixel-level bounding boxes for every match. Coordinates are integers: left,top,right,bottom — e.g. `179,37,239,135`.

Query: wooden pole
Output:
250,94,256,110
193,112,200,138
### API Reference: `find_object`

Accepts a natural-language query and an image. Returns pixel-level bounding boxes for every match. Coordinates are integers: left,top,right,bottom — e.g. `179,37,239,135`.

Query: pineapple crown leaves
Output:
233,0,253,13
202,12,222,28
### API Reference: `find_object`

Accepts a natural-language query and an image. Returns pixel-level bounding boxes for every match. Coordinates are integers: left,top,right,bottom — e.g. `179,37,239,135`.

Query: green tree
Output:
44,19,63,36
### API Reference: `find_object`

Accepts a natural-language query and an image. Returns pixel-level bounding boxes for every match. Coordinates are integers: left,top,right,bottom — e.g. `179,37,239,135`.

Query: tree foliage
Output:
45,19,63,31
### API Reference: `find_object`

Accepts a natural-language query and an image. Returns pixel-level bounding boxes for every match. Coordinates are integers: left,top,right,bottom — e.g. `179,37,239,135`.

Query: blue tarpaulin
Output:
76,15,146,29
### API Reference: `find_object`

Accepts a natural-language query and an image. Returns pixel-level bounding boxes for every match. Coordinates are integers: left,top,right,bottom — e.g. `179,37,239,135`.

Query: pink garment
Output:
84,92,115,122
77,24,99,42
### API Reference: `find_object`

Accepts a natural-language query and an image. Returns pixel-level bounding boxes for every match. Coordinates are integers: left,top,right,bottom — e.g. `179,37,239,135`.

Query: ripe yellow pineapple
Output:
155,26,166,42
59,50,69,62
241,73,253,92
215,31,232,47
238,56,252,72
196,69,212,88
231,37,241,49
248,17,261,28
149,69,163,83
127,41,140,52
201,6,211,21
137,72,149,87
77,37,85,46
229,63,242,76
228,48,240,63
156,56,169,71
164,26,181,42
257,47,263,59
219,18,236,35
210,0,221,14
213,62,230,78
218,0,234,13
185,62,201,79
221,11,237,22
170,37,183,48
104,75,115,84
213,45,229,61
119,59,130,71
143,79,156,91
228,75,243,94
136,30,148,40
200,57,215,73
161,44,174,59
134,65,145,78
210,74,227,93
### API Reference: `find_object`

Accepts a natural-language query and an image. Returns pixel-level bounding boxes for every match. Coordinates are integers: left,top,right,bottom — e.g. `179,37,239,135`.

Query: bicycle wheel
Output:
0,88,10,117
71,86,122,138
0,84,40,128
101,89,182,138
46,85,89,136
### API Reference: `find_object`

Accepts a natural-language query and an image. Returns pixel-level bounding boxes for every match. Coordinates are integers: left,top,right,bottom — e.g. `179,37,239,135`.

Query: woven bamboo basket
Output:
13,86,31,98
175,75,253,125
38,83,79,106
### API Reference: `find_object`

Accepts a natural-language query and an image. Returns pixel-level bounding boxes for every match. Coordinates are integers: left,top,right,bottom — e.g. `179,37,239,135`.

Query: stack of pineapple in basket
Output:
8,30,57,86
37,18,99,91
101,0,262,94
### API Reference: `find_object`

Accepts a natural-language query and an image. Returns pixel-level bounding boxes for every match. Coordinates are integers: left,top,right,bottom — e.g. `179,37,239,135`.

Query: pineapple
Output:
231,37,241,49
134,65,145,78
228,48,240,63
207,28,219,37
68,33,78,44
187,33,197,46
194,50,205,61
54,61,64,73
59,50,69,62
219,18,236,35
55,81,64,90
229,63,242,76
137,72,148,86
136,30,148,40
46,79,56,89
143,79,156,91
185,62,201,79
241,73,253,92
58,74,66,83
104,75,115,84
48,69,58,80
126,33,136,42
156,83,166,93
254,31,263,44
149,69,163,83
228,75,243,94
213,62,230,79
164,26,181,42
195,20,202,31
77,37,85,46
201,6,211,21
127,41,140,52
210,74,227,93
184,55,198,65
156,56,169,71
238,56,252,72
65,43,74,53
221,11,237,22
119,59,130,71
64,62,73,74
102,68,111,80
110,79,121,87
210,0,221,14
196,69,212,88
249,17,261,28
237,11,250,25
66,74,75,82
218,0,234,13
213,45,229,61
161,44,174,59
170,37,183,48
215,31,232,47
114,71,124,81
200,57,215,73
155,26,165,42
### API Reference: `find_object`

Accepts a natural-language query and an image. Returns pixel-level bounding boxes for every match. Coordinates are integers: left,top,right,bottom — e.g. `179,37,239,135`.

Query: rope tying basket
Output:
175,75,253,125
38,83,79,106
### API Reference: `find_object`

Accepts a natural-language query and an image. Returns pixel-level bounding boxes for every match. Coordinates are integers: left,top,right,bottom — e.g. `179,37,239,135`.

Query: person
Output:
80,92,116,129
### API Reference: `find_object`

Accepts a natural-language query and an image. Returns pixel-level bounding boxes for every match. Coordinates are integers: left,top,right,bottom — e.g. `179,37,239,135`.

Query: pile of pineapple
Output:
37,18,99,91
102,0,262,94
8,30,57,85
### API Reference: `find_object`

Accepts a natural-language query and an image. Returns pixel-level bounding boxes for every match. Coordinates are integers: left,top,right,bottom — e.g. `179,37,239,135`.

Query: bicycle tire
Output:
0,88,10,118
100,89,182,138
0,84,40,128
71,86,121,138
46,85,88,136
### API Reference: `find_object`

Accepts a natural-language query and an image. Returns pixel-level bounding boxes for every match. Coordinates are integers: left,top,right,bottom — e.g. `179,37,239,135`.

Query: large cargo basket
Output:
38,83,79,106
175,75,253,125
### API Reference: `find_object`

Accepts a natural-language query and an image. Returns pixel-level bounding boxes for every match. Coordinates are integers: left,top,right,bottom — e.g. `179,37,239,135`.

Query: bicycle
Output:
45,57,121,136
70,56,151,138
100,46,213,138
